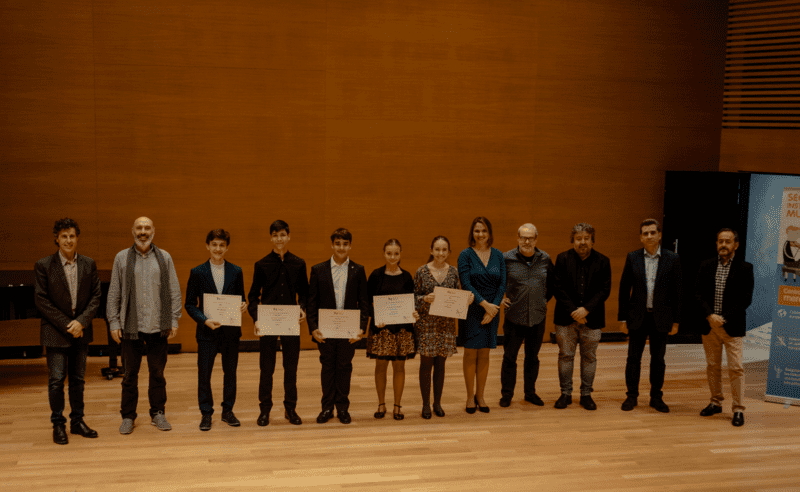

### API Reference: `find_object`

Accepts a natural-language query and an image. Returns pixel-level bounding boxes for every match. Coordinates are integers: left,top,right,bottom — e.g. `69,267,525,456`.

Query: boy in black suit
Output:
185,229,247,431
306,228,370,424
34,218,102,444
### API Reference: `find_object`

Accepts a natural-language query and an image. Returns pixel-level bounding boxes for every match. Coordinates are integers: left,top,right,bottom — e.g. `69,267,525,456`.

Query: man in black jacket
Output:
34,218,102,444
695,228,754,427
306,228,369,424
552,223,611,410
618,218,682,414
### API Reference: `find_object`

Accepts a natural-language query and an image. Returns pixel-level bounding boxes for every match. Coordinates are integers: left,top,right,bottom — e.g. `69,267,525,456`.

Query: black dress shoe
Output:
199,415,212,431
475,396,489,413
433,403,445,417
221,411,241,427
337,411,352,424
53,424,68,445
700,404,722,417
257,412,270,426
70,421,98,438
499,396,512,407
649,398,670,413
579,395,597,410
465,398,477,414
554,394,572,409
732,412,744,427
621,397,637,411
524,394,544,406
285,409,302,425
316,409,334,424
421,405,432,419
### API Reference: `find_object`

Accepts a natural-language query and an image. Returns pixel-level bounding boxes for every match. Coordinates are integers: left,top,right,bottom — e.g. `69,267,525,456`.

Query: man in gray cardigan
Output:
107,216,182,434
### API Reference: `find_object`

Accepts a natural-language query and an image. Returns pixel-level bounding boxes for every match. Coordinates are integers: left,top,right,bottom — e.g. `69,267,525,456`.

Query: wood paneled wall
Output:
0,1,728,351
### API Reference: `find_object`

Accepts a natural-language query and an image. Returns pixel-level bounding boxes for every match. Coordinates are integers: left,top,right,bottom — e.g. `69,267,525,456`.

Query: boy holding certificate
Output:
185,229,247,431
247,220,309,427
307,228,370,424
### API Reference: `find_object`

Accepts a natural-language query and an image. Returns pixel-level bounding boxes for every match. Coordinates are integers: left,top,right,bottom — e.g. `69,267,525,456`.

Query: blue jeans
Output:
46,344,88,426
555,323,601,396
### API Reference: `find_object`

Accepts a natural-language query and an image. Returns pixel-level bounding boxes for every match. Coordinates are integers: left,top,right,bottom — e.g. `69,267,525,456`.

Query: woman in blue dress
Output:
458,217,506,413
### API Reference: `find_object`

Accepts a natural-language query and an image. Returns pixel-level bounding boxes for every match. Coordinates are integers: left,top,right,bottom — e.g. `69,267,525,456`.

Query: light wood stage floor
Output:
1,343,798,492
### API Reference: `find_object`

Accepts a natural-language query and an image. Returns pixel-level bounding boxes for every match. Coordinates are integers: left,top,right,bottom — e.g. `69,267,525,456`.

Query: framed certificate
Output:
203,294,242,327
428,286,469,320
256,305,301,336
373,293,415,325
318,309,361,339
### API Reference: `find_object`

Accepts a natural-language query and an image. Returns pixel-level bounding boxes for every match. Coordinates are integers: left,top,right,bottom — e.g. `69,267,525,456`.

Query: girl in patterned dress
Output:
414,236,474,419
367,239,419,420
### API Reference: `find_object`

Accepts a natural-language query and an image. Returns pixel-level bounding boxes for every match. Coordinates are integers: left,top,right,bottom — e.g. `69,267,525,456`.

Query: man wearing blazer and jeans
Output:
185,229,247,431
618,218,682,413
307,228,370,424
695,228,753,427
34,218,102,444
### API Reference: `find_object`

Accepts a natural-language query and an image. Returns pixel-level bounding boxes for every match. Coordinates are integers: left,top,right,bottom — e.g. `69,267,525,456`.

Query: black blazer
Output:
306,259,369,339
552,249,612,329
367,265,416,335
185,260,246,341
34,253,101,348
618,248,682,333
694,257,754,338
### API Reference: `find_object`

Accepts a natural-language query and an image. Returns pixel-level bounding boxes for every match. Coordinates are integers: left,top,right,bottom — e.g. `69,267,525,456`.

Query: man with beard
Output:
695,228,754,427
551,223,611,410
108,216,182,434
499,223,553,408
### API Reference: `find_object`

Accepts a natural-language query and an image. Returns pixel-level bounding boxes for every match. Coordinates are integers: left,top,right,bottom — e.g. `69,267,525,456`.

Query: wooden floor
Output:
1,343,799,492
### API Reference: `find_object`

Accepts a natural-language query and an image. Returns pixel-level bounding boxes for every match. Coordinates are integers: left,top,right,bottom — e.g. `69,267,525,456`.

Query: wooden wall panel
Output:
720,129,800,174
0,0,98,269
1,0,729,350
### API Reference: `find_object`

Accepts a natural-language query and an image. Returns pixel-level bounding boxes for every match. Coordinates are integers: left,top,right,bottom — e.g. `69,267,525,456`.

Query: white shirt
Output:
211,261,225,294
330,256,350,310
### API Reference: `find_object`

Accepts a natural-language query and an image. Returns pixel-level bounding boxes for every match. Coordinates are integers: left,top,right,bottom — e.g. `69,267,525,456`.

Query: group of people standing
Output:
33,214,753,445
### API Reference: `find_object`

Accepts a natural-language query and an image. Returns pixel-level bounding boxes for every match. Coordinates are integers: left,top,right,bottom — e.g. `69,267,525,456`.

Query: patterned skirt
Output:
367,329,416,360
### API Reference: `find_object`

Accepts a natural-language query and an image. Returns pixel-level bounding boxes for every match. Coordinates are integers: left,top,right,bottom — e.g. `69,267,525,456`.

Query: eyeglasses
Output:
519,236,536,243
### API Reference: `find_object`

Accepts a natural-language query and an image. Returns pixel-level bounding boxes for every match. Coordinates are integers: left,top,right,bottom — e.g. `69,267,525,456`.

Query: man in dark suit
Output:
618,218,682,413
185,229,247,431
34,218,102,444
307,228,369,424
695,228,754,427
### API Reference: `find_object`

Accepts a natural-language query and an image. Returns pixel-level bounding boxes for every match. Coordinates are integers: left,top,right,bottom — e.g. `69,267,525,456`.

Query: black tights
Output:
419,355,446,407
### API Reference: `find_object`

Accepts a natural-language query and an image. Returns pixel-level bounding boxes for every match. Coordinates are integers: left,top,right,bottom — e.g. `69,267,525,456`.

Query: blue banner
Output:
765,184,800,405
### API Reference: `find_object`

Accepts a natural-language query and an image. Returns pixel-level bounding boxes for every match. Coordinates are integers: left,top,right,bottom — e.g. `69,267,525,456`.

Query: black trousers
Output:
317,338,356,413
259,335,300,413
197,332,240,416
500,319,546,400
120,332,168,420
46,344,88,426
624,312,668,399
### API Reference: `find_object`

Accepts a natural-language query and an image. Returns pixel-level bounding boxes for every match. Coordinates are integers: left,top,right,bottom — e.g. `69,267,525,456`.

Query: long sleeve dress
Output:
413,264,460,357
457,247,506,349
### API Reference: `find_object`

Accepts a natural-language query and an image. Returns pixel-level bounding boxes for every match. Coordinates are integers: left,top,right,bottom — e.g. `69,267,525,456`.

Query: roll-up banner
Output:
765,186,800,405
